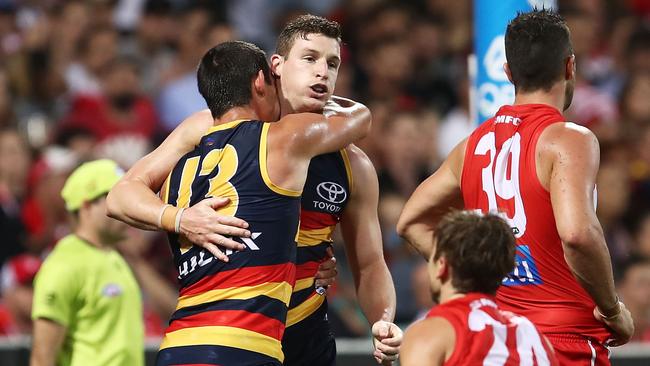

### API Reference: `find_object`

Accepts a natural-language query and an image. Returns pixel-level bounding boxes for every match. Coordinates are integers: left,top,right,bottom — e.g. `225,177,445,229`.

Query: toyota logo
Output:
317,182,347,204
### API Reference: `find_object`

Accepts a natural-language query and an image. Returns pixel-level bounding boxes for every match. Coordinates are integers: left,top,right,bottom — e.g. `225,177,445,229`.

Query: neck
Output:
512,82,566,112
218,107,260,124
437,283,467,305
75,225,109,249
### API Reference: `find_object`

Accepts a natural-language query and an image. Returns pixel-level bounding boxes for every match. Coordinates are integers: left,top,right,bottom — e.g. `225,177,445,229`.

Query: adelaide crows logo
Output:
316,182,347,204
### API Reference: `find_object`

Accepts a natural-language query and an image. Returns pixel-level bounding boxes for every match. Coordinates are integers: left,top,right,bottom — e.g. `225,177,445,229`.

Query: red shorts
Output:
546,334,610,366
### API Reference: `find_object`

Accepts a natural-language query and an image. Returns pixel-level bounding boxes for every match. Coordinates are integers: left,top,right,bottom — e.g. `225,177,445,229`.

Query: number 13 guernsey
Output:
460,104,610,343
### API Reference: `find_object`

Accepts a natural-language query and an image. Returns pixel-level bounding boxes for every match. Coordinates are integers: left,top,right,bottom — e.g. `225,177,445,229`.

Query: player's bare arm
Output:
541,122,634,345
30,319,67,366
106,109,252,257
401,317,454,366
396,140,466,259
339,145,400,364
266,96,371,191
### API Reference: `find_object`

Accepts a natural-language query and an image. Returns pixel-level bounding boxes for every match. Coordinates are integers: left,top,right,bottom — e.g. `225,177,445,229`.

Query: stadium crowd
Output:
0,0,649,344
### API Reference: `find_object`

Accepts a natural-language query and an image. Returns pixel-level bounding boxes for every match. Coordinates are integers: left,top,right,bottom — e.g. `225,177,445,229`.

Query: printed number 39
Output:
474,132,526,238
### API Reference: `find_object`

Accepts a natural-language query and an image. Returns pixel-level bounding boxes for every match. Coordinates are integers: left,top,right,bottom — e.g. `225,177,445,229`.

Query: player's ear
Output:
437,257,449,281
270,54,283,78
253,70,267,97
503,63,514,84
566,54,576,81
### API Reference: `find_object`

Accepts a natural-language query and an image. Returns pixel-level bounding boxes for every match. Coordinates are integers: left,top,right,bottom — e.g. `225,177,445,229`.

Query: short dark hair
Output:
276,14,341,57
434,211,516,295
197,41,272,119
505,9,573,92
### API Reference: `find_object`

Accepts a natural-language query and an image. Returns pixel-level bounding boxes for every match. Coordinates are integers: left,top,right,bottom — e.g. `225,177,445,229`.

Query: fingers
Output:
214,223,250,238
203,196,230,209
217,215,250,230
326,246,334,258
315,257,338,287
315,278,335,288
372,320,390,338
205,233,245,251
202,243,229,262
374,342,400,358
379,334,403,347
319,256,337,270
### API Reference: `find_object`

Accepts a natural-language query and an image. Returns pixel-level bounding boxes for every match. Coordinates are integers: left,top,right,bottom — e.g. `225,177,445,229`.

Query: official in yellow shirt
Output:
31,159,144,366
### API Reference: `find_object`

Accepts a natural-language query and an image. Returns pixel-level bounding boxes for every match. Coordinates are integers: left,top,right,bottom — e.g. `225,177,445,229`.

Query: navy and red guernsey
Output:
158,120,300,366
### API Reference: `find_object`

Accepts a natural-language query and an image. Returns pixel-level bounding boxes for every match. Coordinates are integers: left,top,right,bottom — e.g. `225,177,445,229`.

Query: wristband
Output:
157,204,172,229
174,207,186,234
160,205,180,232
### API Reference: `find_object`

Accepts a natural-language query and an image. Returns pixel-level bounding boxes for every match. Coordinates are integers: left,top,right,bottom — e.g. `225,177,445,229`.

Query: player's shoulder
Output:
540,121,597,142
344,144,378,188
178,109,214,139
403,316,455,361
538,122,599,153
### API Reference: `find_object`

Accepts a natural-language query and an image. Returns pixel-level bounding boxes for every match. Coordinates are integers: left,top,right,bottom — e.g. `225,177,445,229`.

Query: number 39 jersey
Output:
427,293,558,365
461,104,611,342
158,120,300,366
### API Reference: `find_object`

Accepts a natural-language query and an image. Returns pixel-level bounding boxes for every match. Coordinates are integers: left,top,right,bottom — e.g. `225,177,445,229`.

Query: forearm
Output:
107,180,167,231
562,228,618,313
355,261,397,324
31,320,65,366
30,350,56,366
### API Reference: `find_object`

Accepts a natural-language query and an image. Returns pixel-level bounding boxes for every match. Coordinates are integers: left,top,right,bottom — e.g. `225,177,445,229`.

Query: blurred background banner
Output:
472,0,557,125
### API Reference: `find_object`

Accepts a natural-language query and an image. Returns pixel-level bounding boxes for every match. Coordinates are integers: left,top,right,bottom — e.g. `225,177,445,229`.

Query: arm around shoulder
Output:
278,97,371,158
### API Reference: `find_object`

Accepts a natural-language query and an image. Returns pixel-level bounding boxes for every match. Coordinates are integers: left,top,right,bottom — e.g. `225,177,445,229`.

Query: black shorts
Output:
282,306,336,366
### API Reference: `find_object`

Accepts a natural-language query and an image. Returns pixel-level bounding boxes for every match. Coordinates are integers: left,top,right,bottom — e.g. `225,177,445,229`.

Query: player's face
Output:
273,33,340,113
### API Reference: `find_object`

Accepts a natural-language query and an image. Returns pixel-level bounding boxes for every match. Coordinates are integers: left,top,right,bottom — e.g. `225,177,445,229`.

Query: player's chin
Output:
300,97,327,113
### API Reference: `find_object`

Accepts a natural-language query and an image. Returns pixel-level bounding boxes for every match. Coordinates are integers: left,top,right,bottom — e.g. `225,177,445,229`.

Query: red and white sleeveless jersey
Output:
460,104,611,342
427,293,558,365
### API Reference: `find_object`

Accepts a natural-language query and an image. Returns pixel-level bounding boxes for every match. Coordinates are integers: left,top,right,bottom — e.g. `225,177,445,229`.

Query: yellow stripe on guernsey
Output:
176,156,200,209
259,123,302,197
159,325,283,362
205,119,247,134
297,226,335,247
176,281,293,310
293,277,314,292
340,148,354,193
286,293,325,327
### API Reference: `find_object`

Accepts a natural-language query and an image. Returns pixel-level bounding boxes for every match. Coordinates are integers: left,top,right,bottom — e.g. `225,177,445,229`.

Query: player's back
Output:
427,293,557,365
157,120,300,366
460,104,610,342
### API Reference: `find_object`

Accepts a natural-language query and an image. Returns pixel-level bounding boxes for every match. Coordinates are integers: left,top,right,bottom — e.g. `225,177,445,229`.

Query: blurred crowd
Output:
0,0,649,344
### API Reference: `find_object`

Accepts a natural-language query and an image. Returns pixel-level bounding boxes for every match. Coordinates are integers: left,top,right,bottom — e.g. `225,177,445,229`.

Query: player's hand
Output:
315,247,337,288
371,310,402,365
179,197,250,262
593,301,635,347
